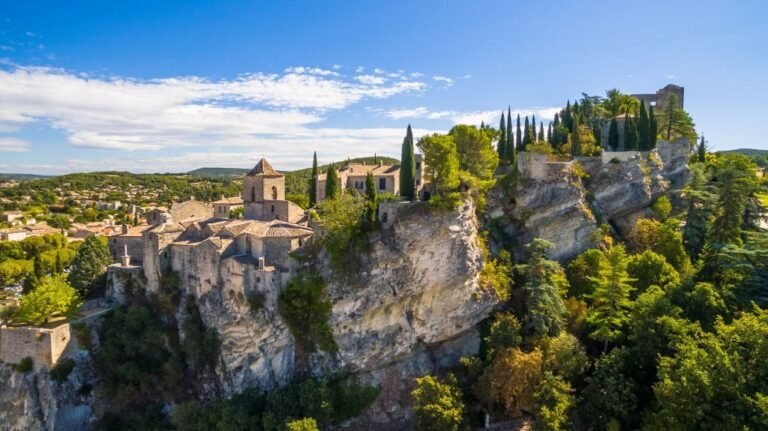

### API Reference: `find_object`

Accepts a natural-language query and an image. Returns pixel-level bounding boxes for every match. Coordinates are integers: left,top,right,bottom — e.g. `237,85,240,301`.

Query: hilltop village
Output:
0,85,767,431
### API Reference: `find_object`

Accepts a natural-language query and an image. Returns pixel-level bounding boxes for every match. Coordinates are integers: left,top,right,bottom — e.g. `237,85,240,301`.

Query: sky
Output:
0,0,766,174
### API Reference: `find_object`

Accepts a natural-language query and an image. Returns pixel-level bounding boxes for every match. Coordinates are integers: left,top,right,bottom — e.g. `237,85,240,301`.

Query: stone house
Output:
146,199,214,226
631,84,685,111
0,229,27,241
1,210,23,224
212,196,244,219
314,155,429,203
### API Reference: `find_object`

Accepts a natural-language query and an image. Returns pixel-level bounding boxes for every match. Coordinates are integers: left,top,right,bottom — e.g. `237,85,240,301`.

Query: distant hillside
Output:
720,148,768,156
0,173,51,181
186,167,250,178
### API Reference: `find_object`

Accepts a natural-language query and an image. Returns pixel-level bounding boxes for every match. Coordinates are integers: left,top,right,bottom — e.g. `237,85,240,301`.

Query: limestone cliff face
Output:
486,140,690,261
0,354,96,431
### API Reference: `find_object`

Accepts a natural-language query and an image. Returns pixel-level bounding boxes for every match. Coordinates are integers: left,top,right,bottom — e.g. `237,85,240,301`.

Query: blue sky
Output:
0,0,766,174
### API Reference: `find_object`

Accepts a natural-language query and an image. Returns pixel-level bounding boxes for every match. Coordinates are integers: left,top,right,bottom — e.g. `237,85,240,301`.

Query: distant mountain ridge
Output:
0,173,51,181
720,148,768,156
186,167,250,178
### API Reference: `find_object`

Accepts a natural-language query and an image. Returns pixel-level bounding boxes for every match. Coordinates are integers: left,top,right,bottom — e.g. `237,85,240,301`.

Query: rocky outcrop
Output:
486,139,690,261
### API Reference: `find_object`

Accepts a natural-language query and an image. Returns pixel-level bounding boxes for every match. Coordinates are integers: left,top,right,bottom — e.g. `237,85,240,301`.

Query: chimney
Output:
120,244,131,267
258,256,265,271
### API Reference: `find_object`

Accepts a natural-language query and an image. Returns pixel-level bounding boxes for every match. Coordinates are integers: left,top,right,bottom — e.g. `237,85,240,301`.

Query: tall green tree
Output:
657,94,696,143
682,164,716,261
697,136,707,163
532,114,538,141
449,125,499,181
309,151,318,206
400,125,416,200
519,239,568,338
498,111,507,161
523,116,534,150
417,134,460,196
68,235,112,298
563,101,573,131
412,374,465,431
708,154,759,246
649,105,658,148
608,117,619,151
587,245,635,351
623,114,639,151
547,123,552,144
570,114,582,156
13,274,81,325
324,164,340,200
364,172,377,223
506,106,514,164
54,250,64,274
538,122,545,142
516,114,522,152
638,102,650,150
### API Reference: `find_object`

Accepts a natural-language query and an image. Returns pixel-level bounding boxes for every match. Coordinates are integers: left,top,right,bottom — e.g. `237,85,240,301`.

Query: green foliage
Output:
651,195,671,221
656,94,697,143
49,358,76,382
286,193,309,209
285,418,318,431
648,309,768,430
323,164,340,201
519,239,568,338
581,348,637,430
449,124,499,182
479,247,512,301
586,245,635,350
566,248,605,299
417,133,460,197
364,172,377,223
484,313,522,360
15,356,34,373
497,111,507,161
278,272,335,354
412,374,465,431
0,258,33,286
400,125,416,200
316,193,368,270
181,296,220,371
67,235,112,298
12,274,81,325
607,117,619,151
533,372,574,431
626,250,680,294
309,151,318,206
541,333,589,383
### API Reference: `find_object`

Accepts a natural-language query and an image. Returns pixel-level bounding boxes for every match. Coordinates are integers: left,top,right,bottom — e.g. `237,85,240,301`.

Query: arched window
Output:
250,186,256,202
271,186,278,200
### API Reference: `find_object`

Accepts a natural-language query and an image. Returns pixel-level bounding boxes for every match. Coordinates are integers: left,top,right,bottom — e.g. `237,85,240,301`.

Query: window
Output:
271,186,278,200
382,212,388,223
250,186,256,202
379,178,386,190
271,205,275,213
245,237,252,254
416,162,421,170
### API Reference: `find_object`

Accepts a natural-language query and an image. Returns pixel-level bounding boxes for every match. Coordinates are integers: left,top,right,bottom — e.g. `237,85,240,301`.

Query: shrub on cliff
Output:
278,272,336,354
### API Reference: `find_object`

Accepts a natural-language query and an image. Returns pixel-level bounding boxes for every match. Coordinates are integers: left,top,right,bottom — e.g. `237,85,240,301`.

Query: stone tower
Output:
242,158,303,222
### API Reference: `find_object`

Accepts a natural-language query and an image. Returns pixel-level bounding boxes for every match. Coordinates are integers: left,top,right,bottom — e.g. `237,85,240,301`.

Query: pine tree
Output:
506,106,514,164
309,151,318,206
608,117,619,151
400,125,416,200
697,136,706,163
587,245,635,352
520,240,567,337
480,121,485,129
55,251,64,274
538,122,545,142
649,105,658,149
547,122,553,144
68,235,112,298
498,111,507,160
324,164,340,200
523,116,534,150
516,114,522,153
364,172,377,223
571,114,581,156
638,102,650,151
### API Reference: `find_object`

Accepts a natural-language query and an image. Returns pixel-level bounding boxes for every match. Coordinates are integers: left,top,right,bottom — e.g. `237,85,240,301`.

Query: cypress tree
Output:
399,125,416,200
364,172,377,223
571,114,582,156
547,122,552,143
506,106,514,163
309,151,318,206
563,101,572,131
522,116,532,150
698,136,707,163
498,111,507,160
516,114,522,153
608,117,619,151
624,114,639,150
531,114,537,141
538,122,545,142
55,251,63,274
649,105,658,148
638,102,650,150
324,164,340,200
480,121,485,129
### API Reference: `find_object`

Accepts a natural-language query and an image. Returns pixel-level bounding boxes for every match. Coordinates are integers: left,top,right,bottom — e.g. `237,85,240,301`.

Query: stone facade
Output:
315,155,428,203
0,323,71,370
632,83,685,111
243,159,304,223
212,196,243,219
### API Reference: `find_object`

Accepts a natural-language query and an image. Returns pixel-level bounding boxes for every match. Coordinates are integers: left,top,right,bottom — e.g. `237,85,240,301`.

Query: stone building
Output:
146,199,214,226
631,83,684,111
315,155,428,203
212,196,244,219
242,159,304,224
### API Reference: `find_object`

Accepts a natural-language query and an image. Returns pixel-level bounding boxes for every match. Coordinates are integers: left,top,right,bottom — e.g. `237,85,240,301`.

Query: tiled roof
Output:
212,196,244,205
247,158,282,177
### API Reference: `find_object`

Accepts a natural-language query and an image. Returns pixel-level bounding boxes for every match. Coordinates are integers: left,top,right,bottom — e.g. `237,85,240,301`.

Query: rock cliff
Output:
486,140,690,261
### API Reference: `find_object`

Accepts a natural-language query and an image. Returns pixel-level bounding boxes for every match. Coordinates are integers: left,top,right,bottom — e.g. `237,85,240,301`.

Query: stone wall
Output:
0,323,71,369
108,235,143,262
106,264,145,303
601,150,641,163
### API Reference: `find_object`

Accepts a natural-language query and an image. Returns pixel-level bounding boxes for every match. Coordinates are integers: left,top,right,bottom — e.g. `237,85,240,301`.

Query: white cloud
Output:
463,74,472,79
666,74,678,79
433,76,454,87
410,72,424,78
355,74,387,85
355,66,365,73
0,137,31,152
373,68,385,74
384,106,561,126
0,65,429,154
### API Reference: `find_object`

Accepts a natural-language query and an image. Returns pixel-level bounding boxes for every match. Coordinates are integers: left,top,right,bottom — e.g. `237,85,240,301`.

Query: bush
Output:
285,418,318,431
278,272,336,354
15,356,34,373
50,358,76,381
247,290,266,313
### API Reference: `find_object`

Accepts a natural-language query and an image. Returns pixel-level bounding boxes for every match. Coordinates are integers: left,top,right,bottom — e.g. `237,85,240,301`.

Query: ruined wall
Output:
108,235,143,262
0,324,71,369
